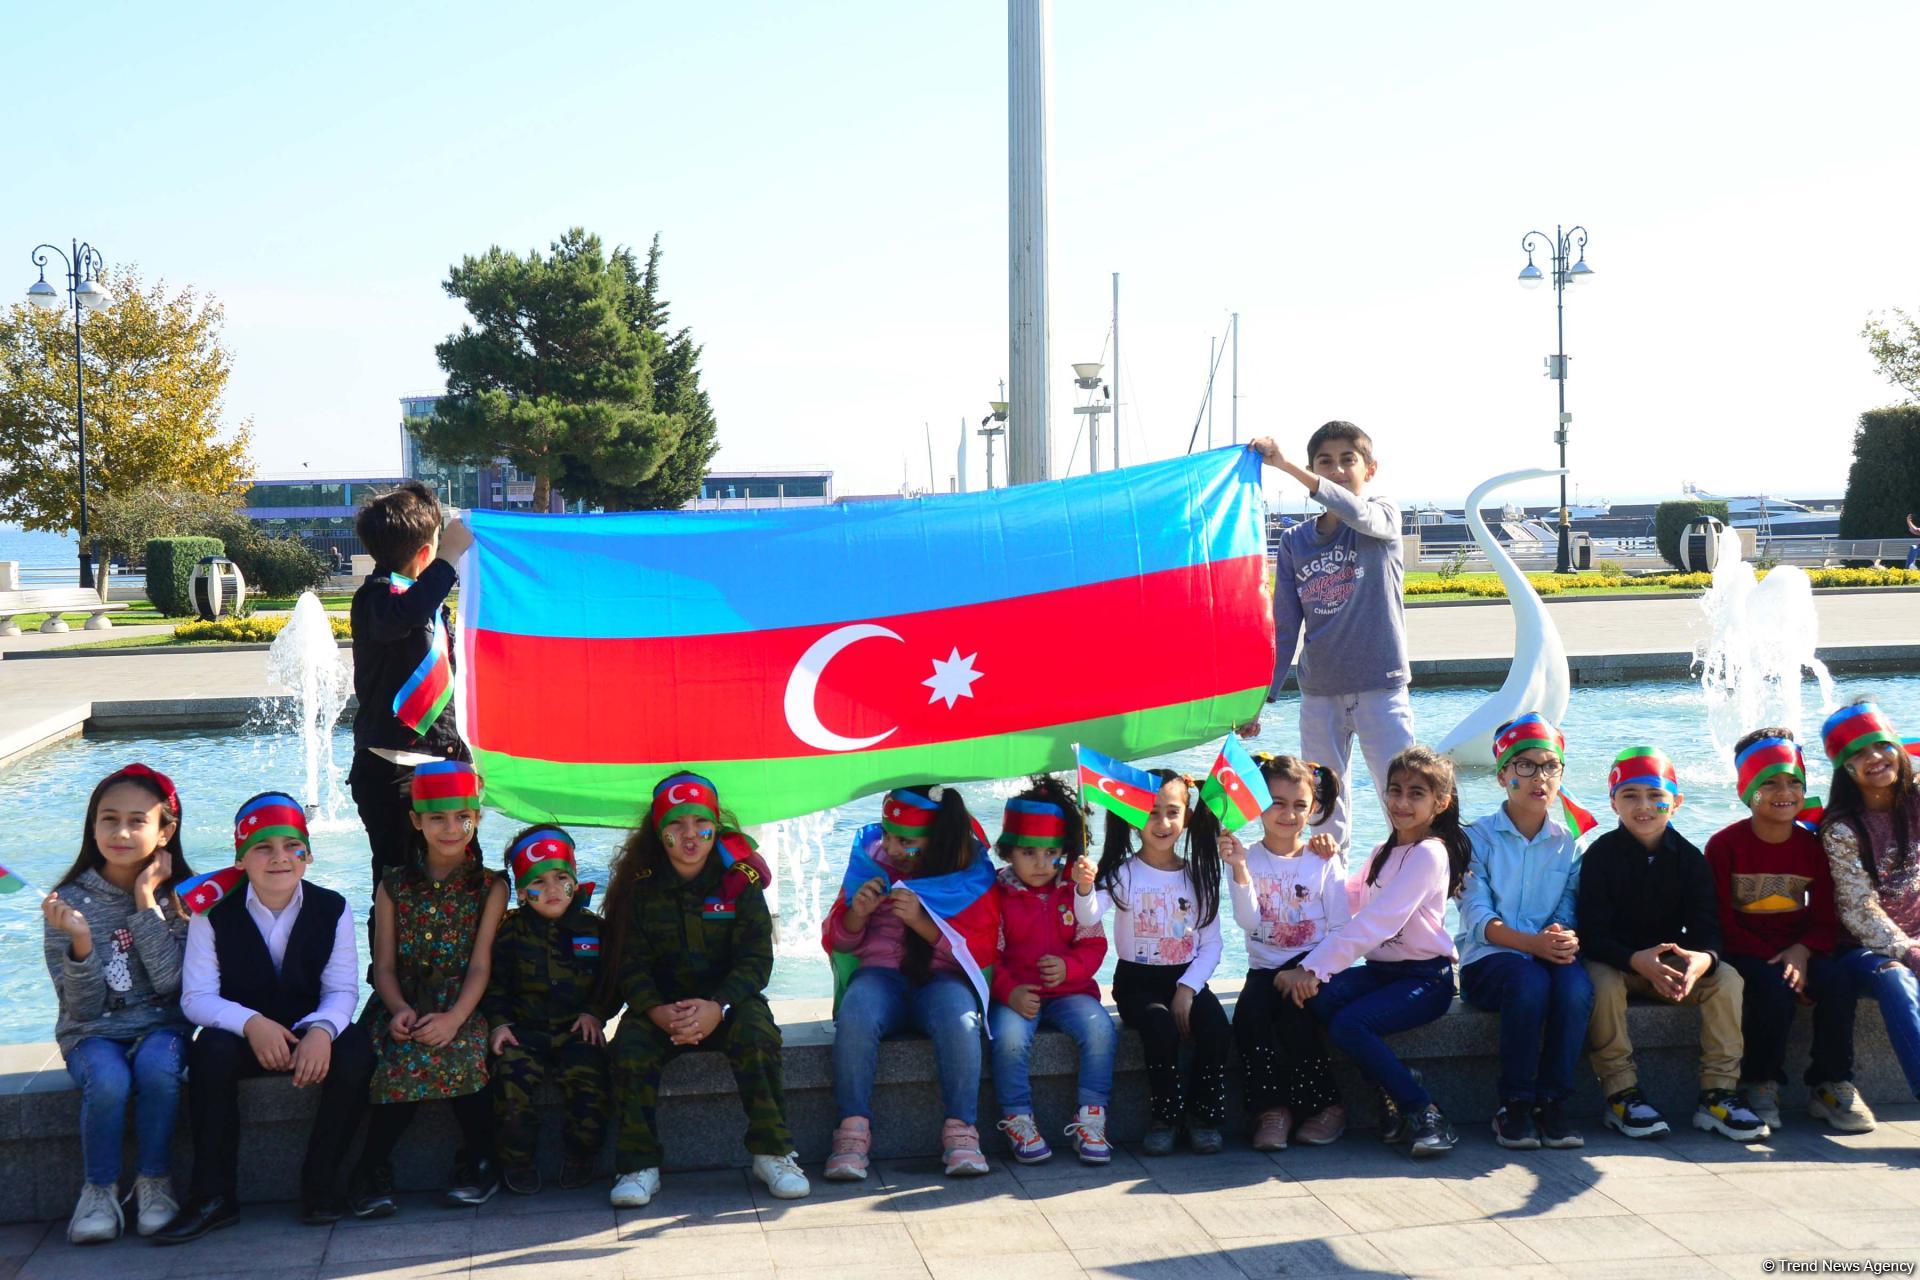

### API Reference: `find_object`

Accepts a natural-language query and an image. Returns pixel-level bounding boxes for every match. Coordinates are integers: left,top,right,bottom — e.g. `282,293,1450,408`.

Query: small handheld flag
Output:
388,571,455,736
1076,745,1161,829
1495,713,1600,838
1794,798,1826,833
0,864,35,896
178,866,246,916
1201,734,1273,828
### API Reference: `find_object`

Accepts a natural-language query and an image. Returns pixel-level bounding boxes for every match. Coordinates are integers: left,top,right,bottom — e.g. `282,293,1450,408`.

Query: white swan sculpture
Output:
1435,468,1572,769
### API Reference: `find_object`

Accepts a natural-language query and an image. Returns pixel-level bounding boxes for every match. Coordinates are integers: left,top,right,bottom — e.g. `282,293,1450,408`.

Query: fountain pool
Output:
3,673,1914,1047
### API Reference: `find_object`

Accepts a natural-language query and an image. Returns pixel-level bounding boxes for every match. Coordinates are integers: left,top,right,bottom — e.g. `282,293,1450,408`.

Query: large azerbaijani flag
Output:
459,447,1275,827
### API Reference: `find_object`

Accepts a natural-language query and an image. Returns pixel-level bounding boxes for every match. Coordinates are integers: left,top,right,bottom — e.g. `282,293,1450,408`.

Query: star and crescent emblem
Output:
781,625,984,753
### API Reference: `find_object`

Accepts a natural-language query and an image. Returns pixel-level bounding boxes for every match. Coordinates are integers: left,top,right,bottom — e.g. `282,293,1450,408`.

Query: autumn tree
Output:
0,268,253,550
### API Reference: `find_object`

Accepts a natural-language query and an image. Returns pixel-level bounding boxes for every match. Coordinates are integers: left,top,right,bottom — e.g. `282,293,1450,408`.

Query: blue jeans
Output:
1461,952,1595,1104
1309,958,1456,1109
834,968,984,1125
1834,947,1920,1098
64,1028,187,1186
988,993,1116,1114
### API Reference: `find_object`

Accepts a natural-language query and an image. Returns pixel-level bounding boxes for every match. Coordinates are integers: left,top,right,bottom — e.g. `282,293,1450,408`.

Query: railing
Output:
1753,534,1914,567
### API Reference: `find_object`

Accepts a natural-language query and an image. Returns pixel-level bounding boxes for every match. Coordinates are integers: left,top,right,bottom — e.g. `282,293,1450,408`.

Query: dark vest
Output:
208,883,347,1029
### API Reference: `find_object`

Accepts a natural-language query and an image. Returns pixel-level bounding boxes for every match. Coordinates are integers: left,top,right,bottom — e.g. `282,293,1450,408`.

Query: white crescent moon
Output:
784,624,904,752
666,783,692,804
1098,779,1124,798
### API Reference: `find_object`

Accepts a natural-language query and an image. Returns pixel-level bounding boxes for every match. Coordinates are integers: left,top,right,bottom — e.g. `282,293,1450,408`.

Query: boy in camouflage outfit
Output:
484,826,611,1195
597,772,807,1207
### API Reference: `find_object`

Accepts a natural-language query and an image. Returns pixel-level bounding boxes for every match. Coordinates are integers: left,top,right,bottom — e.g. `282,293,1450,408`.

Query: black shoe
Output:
445,1157,501,1207
1408,1105,1457,1158
151,1195,238,1245
1534,1099,1585,1149
1493,1101,1541,1151
1376,1069,1422,1144
503,1164,541,1196
300,1195,346,1226
349,1165,398,1220
558,1159,595,1191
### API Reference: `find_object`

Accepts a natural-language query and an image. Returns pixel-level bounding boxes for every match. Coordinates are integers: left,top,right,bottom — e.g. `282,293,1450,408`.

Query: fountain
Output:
1693,526,1835,771
1437,468,1573,768
263,591,354,824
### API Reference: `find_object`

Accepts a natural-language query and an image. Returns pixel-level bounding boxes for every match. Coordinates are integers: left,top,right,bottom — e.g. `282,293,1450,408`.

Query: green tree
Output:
1839,405,1920,538
414,229,688,512
1861,309,1920,402
91,483,245,565
0,269,253,548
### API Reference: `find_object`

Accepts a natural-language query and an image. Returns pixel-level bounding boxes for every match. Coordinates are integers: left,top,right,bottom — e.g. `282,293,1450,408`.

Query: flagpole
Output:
1069,740,1088,858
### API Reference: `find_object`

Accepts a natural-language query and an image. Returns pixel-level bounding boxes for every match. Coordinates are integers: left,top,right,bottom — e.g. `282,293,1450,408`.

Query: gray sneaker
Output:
1809,1081,1876,1133
1142,1123,1177,1156
1743,1080,1782,1129
132,1174,178,1237
67,1183,122,1245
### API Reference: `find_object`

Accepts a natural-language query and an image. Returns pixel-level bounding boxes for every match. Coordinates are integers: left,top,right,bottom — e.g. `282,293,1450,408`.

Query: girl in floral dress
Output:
350,761,509,1215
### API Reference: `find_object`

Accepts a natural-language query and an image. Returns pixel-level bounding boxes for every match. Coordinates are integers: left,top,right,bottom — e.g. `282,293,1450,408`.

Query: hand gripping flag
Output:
389,571,455,736
821,824,999,1024
1076,744,1162,829
459,447,1275,827
1201,734,1273,828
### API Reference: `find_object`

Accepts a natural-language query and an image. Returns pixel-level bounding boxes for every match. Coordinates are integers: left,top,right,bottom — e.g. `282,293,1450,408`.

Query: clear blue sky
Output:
8,1,1917,510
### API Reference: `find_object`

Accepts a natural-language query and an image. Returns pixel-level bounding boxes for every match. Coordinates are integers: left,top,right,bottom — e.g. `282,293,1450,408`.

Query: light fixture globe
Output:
988,400,1009,421
26,276,62,310
1517,261,1545,290
1568,257,1594,284
1071,361,1104,384
74,278,112,312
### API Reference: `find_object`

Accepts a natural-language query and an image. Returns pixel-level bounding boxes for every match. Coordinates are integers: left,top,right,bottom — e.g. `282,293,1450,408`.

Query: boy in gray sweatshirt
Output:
1247,423,1415,849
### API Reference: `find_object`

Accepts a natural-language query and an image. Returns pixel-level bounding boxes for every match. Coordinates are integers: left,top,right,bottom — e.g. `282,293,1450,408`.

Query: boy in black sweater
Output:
1578,746,1767,1143
348,481,474,893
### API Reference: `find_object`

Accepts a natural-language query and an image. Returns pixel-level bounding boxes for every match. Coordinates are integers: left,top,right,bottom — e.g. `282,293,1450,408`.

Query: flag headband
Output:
235,792,309,859
651,772,720,834
110,763,180,817
882,788,943,839
1608,746,1682,800
412,759,482,812
1823,703,1900,770
509,826,576,892
1493,713,1565,771
1001,796,1070,850
1736,737,1805,805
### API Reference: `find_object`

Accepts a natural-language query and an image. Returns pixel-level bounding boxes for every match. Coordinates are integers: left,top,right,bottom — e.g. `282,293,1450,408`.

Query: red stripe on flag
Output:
1078,764,1157,817
470,556,1273,764
399,660,453,731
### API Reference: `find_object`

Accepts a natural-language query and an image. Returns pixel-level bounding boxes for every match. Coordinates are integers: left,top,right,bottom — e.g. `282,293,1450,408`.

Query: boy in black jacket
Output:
1578,747,1767,1143
348,481,474,893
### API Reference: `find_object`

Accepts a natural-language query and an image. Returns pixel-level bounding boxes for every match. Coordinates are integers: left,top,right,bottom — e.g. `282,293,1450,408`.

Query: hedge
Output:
145,537,225,617
1840,404,1920,539
1654,501,1730,570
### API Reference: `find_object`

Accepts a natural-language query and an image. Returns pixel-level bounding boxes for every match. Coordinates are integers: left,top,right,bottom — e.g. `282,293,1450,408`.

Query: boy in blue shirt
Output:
1458,715,1593,1151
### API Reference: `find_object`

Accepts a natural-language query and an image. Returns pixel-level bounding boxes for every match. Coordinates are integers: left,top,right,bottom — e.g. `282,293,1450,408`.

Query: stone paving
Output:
5,1107,1919,1280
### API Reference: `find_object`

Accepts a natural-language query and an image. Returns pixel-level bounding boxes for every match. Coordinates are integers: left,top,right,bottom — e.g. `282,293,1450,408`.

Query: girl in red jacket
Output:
988,777,1114,1165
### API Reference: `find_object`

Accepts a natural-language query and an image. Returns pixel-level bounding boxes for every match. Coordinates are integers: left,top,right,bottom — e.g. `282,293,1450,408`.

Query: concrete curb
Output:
4,639,352,662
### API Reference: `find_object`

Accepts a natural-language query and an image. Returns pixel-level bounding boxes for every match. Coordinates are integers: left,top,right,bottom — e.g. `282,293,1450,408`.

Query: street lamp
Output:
1071,362,1110,473
26,240,112,588
1516,225,1591,574
978,399,1009,490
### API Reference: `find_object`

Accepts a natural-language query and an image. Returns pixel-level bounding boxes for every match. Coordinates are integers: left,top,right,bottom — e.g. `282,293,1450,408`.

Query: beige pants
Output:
1584,958,1745,1097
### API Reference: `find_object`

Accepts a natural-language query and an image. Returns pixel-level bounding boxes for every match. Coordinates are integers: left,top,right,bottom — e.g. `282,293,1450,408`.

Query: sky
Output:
7,1,1918,514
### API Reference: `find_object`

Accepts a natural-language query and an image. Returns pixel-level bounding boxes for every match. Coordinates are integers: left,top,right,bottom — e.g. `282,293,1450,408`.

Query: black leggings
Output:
356,1090,494,1175
1112,959,1232,1127
1236,963,1341,1115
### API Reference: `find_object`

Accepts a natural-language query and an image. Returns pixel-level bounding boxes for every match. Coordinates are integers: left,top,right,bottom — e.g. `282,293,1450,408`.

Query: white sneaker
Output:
1810,1081,1877,1133
67,1183,122,1245
131,1174,178,1237
1743,1080,1782,1129
609,1168,661,1208
752,1152,811,1200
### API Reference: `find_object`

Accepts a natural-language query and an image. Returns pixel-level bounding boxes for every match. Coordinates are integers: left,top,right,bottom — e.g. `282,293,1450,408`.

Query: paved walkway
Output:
5,1107,1918,1279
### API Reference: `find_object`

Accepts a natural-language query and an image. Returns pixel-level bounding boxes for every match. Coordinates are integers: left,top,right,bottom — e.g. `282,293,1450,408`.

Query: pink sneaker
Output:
1252,1107,1294,1152
824,1116,871,1181
1293,1104,1347,1146
941,1119,989,1176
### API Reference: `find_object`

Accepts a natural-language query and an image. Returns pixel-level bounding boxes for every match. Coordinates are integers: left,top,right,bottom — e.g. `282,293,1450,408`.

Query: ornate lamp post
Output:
1517,226,1593,574
26,240,113,588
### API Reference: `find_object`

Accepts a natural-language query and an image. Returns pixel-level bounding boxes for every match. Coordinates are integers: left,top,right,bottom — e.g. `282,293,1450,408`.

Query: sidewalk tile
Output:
1498,1213,1692,1262
1357,1220,1544,1272
1641,1208,1838,1256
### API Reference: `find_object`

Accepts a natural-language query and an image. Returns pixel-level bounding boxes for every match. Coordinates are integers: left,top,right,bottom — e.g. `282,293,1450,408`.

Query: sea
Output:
0,525,80,587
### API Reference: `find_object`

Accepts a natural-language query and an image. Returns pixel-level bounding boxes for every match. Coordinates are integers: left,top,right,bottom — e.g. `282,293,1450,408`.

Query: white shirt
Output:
1228,842,1351,970
1074,858,1222,991
181,881,360,1040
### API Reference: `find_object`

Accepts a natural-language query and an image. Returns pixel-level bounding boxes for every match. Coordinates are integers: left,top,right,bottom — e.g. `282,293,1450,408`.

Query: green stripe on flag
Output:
1084,783,1151,829
473,687,1268,828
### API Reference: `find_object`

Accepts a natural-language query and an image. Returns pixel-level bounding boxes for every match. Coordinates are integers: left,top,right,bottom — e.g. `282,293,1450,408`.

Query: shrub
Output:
173,614,350,644
1654,500,1731,570
1437,547,1471,583
1840,405,1920,538
230,534,330,597
144,537,225,617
